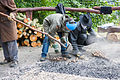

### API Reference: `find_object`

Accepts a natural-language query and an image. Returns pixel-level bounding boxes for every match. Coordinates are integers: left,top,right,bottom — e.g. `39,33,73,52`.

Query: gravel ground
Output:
0,40,120,80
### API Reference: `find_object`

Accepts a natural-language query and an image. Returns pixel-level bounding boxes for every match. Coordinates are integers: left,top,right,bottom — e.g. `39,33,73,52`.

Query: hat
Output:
79,13,92,27
66,21,77,31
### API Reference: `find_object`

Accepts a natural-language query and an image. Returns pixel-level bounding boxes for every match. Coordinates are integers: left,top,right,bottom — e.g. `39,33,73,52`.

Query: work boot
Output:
0,59,11,65
40,57,46,62
71,50,85,59
61,54,71,59
71,50,81,56
9,61,18,68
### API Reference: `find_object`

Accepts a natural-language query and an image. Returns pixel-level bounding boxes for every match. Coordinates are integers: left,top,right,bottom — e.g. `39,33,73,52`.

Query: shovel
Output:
0,12,68,48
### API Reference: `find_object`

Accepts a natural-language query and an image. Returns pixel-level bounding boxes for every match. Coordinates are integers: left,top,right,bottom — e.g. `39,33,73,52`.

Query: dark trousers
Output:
2,40,18,61
0,36,18,61
77,34,95,47
41,32,68,58
69,33,95,51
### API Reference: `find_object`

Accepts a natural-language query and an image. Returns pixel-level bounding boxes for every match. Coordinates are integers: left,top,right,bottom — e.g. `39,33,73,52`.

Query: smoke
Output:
84,39,120,63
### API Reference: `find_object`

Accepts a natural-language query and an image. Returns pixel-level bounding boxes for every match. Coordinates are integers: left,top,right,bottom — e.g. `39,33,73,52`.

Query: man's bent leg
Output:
40,35,50,61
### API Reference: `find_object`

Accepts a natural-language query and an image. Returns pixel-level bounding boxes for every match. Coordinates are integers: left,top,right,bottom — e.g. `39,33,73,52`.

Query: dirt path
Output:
0,40,120,80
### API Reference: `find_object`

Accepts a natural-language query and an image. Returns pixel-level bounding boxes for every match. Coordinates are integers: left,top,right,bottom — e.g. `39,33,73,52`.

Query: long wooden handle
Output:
0,12,66,48
17,7,100,14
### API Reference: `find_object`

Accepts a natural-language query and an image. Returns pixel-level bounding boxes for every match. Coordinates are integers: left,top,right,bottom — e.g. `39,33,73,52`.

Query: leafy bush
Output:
15,0,120,29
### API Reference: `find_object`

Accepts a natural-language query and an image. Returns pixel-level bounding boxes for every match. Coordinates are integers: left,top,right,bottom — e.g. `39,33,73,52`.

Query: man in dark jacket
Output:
0,0,18,67
68,13,97,57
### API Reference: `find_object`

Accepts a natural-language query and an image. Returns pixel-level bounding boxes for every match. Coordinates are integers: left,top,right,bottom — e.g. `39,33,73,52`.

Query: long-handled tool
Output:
0,12,67,48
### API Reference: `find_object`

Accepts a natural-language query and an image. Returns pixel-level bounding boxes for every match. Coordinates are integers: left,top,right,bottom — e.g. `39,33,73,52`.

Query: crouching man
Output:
40,13,77,61
68,13,99,58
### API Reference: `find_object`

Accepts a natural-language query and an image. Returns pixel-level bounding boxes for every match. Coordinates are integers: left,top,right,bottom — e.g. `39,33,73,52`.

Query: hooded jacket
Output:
43,13,71,37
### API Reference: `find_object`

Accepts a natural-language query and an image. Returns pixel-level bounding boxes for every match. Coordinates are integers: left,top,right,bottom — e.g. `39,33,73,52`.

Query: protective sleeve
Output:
68,30,79,51
88,27,96,36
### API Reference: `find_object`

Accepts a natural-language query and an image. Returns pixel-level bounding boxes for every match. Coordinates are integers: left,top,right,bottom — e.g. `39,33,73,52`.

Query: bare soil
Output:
0,38,120,80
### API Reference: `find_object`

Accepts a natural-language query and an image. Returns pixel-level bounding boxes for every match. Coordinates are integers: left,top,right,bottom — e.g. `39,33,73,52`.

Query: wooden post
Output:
26,11,33,20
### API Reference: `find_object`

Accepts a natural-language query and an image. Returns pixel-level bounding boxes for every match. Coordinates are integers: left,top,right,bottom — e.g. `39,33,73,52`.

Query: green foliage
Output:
14,0,120,28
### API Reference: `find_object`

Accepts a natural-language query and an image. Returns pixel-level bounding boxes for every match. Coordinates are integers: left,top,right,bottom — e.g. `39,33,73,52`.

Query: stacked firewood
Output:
16,13,44,47
106,33,120,42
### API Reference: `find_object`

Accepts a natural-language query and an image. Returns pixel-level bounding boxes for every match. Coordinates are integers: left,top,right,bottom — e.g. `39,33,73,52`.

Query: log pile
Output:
106,33,120,42
16,13,44,47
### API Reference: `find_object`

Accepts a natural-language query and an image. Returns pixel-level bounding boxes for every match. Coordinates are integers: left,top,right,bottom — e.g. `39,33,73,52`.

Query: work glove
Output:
61,36,66,44
52,43,59,53
7,13,15,21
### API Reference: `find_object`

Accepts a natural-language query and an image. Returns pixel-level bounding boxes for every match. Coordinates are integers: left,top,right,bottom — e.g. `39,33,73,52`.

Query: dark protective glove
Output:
52,43,59,53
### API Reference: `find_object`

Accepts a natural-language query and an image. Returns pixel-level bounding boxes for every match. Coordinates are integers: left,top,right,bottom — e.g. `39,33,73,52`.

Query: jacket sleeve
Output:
88,27,96,36
68,22,81,44
48,24,58,36
0,0,16,12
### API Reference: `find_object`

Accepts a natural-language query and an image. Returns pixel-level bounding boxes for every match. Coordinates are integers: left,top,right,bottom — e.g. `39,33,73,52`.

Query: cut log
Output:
17,42,19,47
21,41,25,46
24,35,28,39
31,41,37,47
24,39,30,46
35,23,40,28
27,33,30,36
18,30,22,35
23,31,27,36
25,27,29,30
36,32,42,38
106,33,120,42
27,20,32,25
18,27,24,35
19,33,23,38
28,30,32,34
31,18,38,27
37,40,41,47
34,31,37,34
24,18,29,23
17,23,24,28
37,27,42,31
55,35,60,40
30,34,37,41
